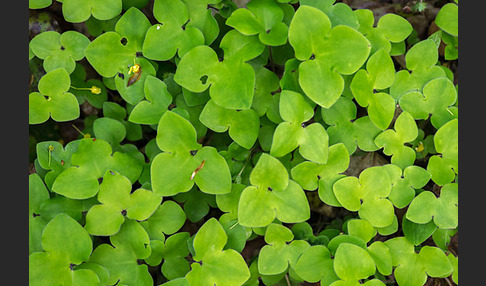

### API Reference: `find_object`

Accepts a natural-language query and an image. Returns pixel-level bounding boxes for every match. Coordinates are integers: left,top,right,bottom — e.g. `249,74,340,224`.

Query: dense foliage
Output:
29,0,458,285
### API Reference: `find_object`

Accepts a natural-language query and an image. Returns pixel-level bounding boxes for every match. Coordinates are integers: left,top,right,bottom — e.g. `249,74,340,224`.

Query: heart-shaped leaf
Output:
289,6,370,108
29,68,80,124
61,0,122,23
89,219,153,285
294,245,338,284
85,171,161,236
29,173,50,254
30,214,99,286
350,48,396,130
321,97,381,154
291,143,349,206
258,224,311,275
238,154,310,227
142,0,205,61
51,138,143,199
435,3,458,37
374,111,418,169
129,75,173,125
85,8,151,78
186,218,250,285
199,99,260,149
333,166,394,227
30,30,90,74
385,237,453,286
334,243,376,281
406,183,458,229
174,45,255,110
226,0,289,46
270,90,329,163
427,119,458,185
383,164,431,208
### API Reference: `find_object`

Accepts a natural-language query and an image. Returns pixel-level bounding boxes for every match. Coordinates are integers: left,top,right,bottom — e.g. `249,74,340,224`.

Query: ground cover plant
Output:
29,0,458,285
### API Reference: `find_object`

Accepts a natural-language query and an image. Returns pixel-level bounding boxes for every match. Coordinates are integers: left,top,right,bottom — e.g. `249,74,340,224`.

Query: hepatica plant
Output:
29,0,458,285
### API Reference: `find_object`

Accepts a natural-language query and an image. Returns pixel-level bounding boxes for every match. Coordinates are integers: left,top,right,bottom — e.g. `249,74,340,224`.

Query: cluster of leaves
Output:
29,0,458,285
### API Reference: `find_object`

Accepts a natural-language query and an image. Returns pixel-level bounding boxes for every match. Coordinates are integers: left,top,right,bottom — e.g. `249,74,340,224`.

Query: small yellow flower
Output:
128,64,141,75
415,141,424,152
90,86,101,94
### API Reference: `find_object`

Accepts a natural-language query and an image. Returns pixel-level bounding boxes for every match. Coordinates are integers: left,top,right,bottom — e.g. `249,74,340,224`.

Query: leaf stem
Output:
284,273,291,286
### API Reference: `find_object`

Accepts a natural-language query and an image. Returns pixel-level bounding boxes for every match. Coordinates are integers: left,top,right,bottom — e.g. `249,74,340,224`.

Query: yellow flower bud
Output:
128,64,141,74
90,86,101,94
415,141,424,152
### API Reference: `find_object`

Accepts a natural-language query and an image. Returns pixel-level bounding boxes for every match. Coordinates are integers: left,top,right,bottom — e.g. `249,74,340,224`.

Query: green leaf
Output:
238,153,310,227
406,183,458,229
258,224,311,275
114,57,157,105
405,39,438,71
193,218,227,260
184,0,221,45
251,66,281,122
85,171,161,236
30,31,90,74
29,68,80,124
62,0,122,22
374,111,418,169
89,220,153,285
376,13,413,43
220,29,266,61
289,5,331,60
129,75,173,125
226,8,263,35
85,32,135,78
193,147,233,194
29,173,50,254
333,166,394,227
427,119,458,185
399,77,457,126
350,49,396,130
270,90,329,163
384,164,431,208
51,138,143,199
289,6,370,108
30,252,100,286
402,218,437,246
42,213,93,264
291,143,349,206
347,219,376,243
435,3,458,36
85,8,151,78
250,153,288,191
140,201,186,241
174,187,217,223
294,245,338,284
367,241,392,276
29,0,52,9
156,232,191,279
152,115,231,196
199,99,260,149
174,45,255,110
385,237,453,286
187,218,250,286
238,180,310,227
151,152,198,196
226,0,288,46
333,243,376,281
156,111,201,154
142,0,204,61
93,117,126,145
